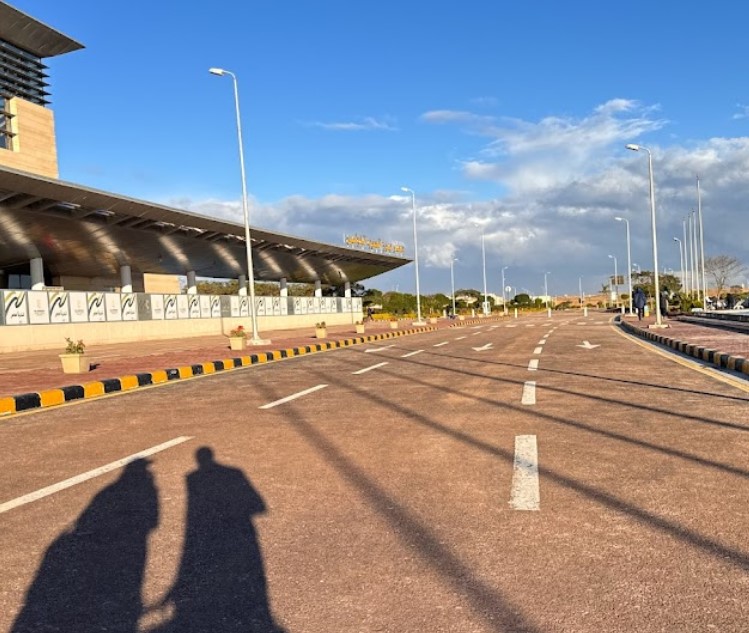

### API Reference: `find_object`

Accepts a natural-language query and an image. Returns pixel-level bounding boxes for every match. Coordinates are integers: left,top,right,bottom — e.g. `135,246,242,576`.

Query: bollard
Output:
583,307,588,317
547,308,552,318
514,308,518,319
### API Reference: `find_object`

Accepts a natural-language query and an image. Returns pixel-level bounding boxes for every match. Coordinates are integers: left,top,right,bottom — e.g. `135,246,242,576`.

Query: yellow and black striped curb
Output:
0,326,447,417
620,319,749,377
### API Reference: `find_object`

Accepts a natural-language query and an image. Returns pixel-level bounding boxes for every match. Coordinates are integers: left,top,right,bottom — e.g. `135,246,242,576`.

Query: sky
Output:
14,0,749,297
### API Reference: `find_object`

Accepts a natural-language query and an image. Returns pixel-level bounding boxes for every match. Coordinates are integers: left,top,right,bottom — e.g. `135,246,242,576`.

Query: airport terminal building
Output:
0,2,408,350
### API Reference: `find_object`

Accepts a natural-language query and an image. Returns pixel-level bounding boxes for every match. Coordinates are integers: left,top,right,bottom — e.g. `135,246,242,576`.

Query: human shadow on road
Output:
11,458,159,633
152,446,285,633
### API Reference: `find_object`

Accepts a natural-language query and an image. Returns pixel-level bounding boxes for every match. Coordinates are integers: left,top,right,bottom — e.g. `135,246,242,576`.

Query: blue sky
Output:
15,0,749,296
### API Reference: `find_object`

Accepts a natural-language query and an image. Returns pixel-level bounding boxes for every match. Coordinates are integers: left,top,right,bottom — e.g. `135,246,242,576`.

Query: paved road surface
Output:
2,313,749,632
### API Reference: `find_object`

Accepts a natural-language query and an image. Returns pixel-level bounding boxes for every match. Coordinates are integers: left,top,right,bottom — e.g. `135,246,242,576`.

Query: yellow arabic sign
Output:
344,234,405,255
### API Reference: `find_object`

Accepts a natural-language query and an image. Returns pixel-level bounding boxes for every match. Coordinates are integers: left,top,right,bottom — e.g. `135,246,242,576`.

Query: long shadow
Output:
329,352,749,481
152,446,285,633
10,458,159,633
305,365,749,575
350,344,749,434
253,380,544,633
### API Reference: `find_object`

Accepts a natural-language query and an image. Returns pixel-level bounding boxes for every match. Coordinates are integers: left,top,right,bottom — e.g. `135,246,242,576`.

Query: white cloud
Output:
304,116,397,131
168,100,749,295
732,104,749,120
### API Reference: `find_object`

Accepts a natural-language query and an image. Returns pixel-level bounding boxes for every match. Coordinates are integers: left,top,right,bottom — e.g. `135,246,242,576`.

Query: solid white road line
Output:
528,359,539,371
401,349,424,358
353,362,389,375
533,346,543,355
456,336,467,340
510,435,540,511
433,341,449,347
0,436,193,515
259,384,328,409
521,381,536,405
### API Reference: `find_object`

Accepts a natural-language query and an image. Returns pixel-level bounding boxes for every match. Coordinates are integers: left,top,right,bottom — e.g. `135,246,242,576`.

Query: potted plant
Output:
229,325,247,351
315,321,327,339
59,337,89,374
355,320,366,334
428,314,438,324
389,317,399,330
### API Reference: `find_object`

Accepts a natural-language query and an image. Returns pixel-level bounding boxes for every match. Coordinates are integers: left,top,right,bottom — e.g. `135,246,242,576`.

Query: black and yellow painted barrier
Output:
619,319,749,376
0,326,445,417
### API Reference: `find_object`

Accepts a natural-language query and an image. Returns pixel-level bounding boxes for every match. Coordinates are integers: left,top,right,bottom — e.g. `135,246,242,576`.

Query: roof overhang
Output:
0,166,409,285
0,2,84,57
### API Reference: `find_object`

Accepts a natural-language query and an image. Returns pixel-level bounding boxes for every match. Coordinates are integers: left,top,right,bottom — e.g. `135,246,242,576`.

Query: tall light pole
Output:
501,266,509,315
696,176,707,304
579,276,585,306
673,237,684,291
450,256,458,316
682,218,690,295
480,231,489,315
614,216,633,314
691,210,699,299
400,187,425,325
626,143,663,326
543,271,550,309
608,254,618,306
209,67,268,344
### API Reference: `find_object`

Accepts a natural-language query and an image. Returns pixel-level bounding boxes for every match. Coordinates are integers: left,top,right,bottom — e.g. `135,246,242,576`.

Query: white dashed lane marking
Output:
510,435,540,511
521,381,536,405
0,436,194,515
400,350,424,358
260,384,328,409
353,362,389,375
528,359,539,371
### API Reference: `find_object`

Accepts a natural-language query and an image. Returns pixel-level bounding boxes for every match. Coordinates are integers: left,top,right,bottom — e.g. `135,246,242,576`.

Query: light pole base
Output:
248,337,271,345
647,323,669,330
412,320,427,327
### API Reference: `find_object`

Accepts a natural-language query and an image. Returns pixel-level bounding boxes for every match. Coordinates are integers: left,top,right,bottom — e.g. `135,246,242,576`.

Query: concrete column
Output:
314,280,322,298
186,270,197,295
280,277,288,297
30,257,44,290
238,274,247,296
120,265,133,293
344,281,352,298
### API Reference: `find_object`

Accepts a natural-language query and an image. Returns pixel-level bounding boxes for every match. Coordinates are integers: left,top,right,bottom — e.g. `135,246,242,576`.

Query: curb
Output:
619,319,749,377
0,324,454,417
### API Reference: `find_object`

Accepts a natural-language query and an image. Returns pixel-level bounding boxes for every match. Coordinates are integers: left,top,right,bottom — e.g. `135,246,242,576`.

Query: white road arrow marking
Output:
577,340,600,350
472,343,493,352
365,344,395,353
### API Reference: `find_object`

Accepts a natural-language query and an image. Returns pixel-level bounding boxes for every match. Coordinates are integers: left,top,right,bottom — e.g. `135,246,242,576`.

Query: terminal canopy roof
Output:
0,166,409,285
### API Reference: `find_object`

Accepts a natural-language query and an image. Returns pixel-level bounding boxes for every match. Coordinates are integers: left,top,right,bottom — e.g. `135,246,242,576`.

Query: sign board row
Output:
0,291,362,326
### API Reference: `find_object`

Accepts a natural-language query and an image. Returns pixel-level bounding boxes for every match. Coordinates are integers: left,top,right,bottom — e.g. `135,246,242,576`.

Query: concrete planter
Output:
429,317,438,324
389,321,399,330
59,353,89,374
229,336,247,351
315,327,328,339
355,324,366,334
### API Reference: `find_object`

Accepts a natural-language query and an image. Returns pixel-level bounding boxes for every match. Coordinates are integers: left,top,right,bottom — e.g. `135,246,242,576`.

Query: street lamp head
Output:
673,237,680,242
209,67,226,76
608,254,614,259
625,143,640,151
400,186,412,193
614,216,623,222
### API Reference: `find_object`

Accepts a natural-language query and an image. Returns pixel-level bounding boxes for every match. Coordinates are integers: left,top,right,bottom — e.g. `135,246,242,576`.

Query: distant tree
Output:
196,280,239,295
704,255,746,297
513,293,532,306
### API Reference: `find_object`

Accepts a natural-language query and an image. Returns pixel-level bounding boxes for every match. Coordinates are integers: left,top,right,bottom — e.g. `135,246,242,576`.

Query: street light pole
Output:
450,256,457,317
400,187,424,325
673,237,684,291
615,216,633,314
543,272,550,309
481,231,489,315
209,67,268,344
579,276,584,306
626,144,663,326
608,254,618,307
697,176,707,304
501,266,509,315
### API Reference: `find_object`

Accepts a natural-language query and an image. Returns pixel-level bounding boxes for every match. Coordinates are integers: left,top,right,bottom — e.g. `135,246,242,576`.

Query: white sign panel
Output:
69,292,88,323
210,296,221,318
151,294,165,320
199,295,211,318
164,295,178,319
3,290,28,325
177,295,189,319
87,292,106,322
189,295,201,318
48,291,71,323
272,297,281,316
239,296,249,317
105,293,122,321
28,291,50,324
280,297,288,316
230,296,240,317
121,294,138,321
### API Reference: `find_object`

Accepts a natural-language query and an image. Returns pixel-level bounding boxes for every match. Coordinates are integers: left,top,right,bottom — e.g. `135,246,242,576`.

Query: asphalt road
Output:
2,313,749,632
